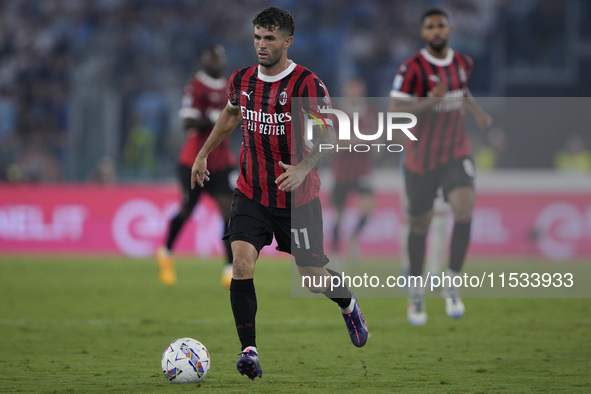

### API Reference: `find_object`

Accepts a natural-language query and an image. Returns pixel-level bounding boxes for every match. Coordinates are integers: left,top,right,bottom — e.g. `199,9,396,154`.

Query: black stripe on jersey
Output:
414,58,429,98
275,75,292,208
419,60,437,172
246,71,261,204
260,80,276,207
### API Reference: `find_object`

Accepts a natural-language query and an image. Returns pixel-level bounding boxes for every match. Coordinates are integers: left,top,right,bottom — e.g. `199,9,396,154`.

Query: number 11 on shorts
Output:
292,228,310,249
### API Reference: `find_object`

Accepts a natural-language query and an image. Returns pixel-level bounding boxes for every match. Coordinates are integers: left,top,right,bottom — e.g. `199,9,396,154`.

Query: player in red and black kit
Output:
331,78,376,261
157,45,236,288
191,7,368,381
389,9,492,325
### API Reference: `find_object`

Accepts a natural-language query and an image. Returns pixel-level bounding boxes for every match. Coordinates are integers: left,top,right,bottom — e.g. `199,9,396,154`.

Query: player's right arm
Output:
389,84,446,115
180,84,216,131
191,104,242,189
388,61,445,118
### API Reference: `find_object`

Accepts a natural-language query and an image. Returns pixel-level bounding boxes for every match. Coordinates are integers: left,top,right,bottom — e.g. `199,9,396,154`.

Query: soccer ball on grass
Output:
161,337,210,383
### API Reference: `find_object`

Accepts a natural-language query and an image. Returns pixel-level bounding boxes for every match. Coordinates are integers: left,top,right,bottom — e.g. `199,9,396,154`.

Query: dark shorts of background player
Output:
177,164,234,206
404,156,475,217
224,190,330,267
331,179,373,208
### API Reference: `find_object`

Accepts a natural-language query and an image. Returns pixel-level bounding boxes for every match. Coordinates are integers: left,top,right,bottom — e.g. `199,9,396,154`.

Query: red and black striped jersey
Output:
177,71,236,171
228,62,330,208
390,48,473,174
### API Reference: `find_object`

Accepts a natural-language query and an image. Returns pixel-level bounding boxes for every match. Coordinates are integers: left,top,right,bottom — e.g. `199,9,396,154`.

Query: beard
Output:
257,51,281,68
428,39,447,53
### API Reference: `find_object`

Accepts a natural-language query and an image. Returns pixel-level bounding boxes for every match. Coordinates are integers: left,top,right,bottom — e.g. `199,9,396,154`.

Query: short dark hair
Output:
421,8,449,24
253,7,295,36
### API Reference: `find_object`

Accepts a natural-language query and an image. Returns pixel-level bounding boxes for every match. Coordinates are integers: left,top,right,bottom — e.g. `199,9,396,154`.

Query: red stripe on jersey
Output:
234,66,257,202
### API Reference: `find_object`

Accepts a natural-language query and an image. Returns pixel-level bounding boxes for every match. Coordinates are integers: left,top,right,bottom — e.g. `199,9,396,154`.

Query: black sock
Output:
230,279,257,350
354,215,368,236
223,219,233,266
166,213,188,251
408,231,427,277
323,268,352,308
449,221,472,272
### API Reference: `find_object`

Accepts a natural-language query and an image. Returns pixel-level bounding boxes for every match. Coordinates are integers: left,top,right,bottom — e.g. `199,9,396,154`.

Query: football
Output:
161,337,210,383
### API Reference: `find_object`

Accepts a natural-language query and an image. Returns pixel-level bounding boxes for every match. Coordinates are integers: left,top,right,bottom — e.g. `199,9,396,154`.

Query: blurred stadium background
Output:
0,0,590,261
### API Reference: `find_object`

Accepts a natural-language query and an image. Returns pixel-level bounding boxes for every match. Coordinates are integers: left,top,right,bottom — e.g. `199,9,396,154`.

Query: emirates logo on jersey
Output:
279,91,288,105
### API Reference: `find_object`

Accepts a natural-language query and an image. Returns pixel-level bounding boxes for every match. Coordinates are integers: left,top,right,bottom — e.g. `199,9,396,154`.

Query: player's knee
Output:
453,205,474,223
231,254,255,279
454,212,472,223
409,220,430,235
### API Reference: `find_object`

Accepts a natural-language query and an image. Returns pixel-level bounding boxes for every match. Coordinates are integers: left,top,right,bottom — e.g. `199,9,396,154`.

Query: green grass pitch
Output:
0,256,589,392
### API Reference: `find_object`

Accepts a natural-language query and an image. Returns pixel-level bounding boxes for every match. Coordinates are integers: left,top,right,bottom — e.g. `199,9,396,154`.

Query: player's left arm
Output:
276,77,337,192
464,89,493,131
276,123,336,192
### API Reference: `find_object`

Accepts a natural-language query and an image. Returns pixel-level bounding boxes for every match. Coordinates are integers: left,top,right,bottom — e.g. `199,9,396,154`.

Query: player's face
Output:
253,26,292,68
421,15,451,53
201,46,226,78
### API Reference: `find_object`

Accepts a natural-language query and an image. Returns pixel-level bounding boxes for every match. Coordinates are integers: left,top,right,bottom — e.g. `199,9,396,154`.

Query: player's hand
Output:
429,83,448,98
191,156,210,189
475,111,493,131
275,161,308,192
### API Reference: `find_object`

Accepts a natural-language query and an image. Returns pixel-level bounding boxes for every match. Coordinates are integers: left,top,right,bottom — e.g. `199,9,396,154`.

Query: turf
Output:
0,256,589,393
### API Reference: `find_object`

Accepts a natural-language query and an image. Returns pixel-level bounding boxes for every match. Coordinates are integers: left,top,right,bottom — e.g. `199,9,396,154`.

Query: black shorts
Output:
178,164,234,207
224,190,329,267
404,156,475,217
331,176,373,208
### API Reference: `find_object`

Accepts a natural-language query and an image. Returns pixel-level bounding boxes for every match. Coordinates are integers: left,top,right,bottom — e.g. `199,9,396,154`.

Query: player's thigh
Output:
441,157,476,221
274,198,330,267
225,191,275,256
403,167,439,217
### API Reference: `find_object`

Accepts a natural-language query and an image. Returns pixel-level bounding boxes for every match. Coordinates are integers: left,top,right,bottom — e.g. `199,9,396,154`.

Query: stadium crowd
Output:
0,0,587,181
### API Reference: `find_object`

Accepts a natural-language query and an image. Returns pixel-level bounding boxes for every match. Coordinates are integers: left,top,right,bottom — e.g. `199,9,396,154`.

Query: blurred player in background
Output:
390,8,492,325
331,78,376,262
157,45,236,287
192,7,368,381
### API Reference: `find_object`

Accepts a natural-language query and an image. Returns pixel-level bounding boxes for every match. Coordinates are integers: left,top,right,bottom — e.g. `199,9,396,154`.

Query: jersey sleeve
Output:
178,82,202,120
227,69,240,109
462,54,474,79
390,62,418,100
301,76,333,127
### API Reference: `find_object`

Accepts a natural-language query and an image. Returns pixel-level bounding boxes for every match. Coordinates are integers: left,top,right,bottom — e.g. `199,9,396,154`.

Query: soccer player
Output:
192,7,368,381
389,8,493,325
330,78,376,262
157,45,236,288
